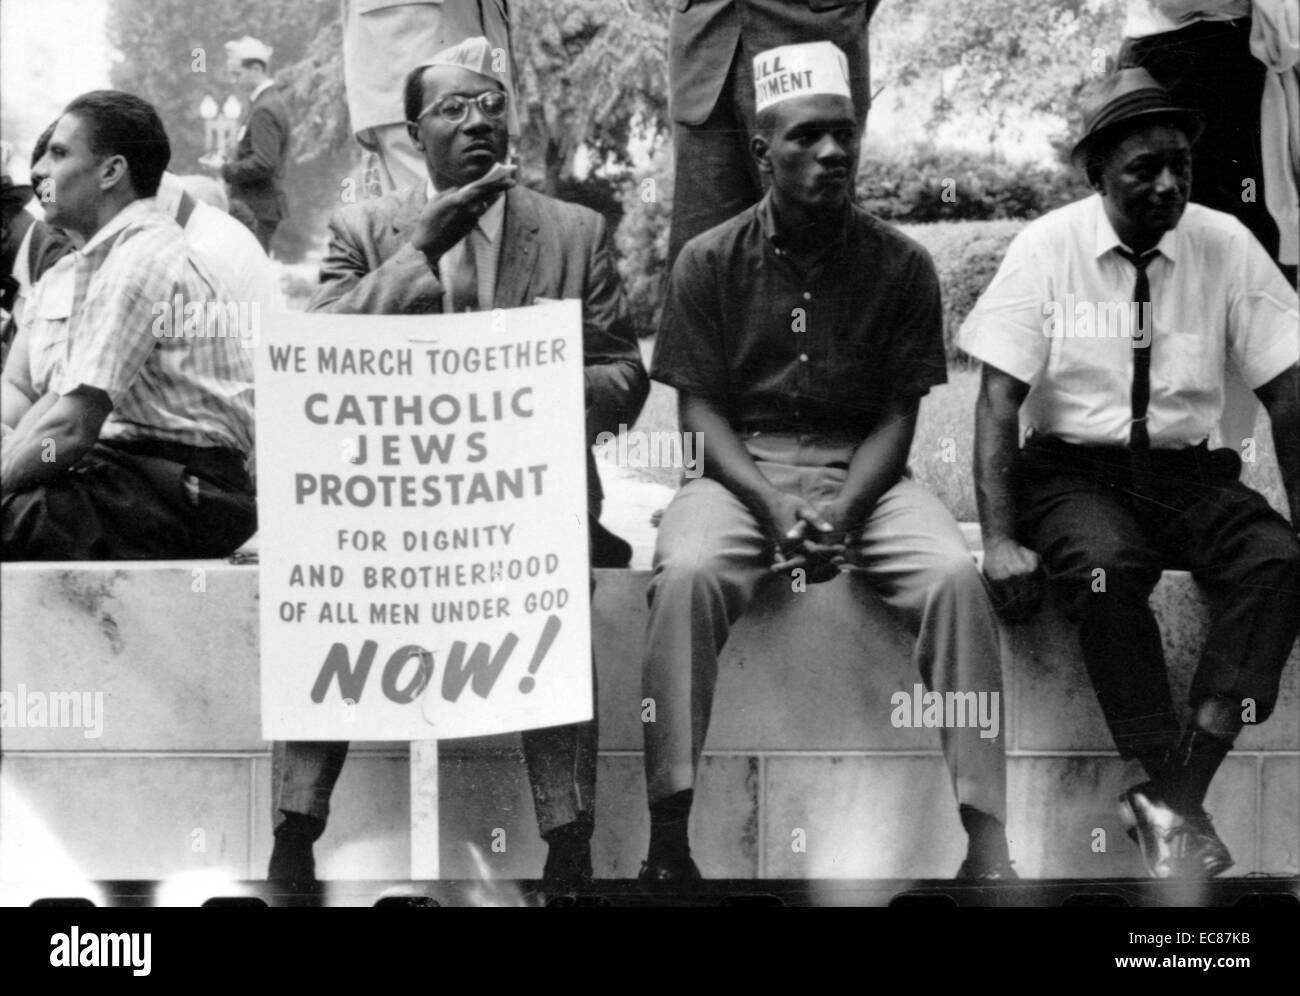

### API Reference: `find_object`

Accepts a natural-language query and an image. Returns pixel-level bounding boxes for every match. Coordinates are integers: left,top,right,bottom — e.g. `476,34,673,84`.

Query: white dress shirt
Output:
959,195,1299,448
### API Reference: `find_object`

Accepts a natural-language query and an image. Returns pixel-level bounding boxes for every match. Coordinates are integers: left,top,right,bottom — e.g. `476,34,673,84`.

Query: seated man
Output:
961,69,1300,879
1,91,257,560
270,37,648,896
640,41,1013,883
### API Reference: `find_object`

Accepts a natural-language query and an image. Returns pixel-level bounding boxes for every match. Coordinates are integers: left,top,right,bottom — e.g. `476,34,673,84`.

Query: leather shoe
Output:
541,840,593,896
1178,811,1234,878
955,856,1018,881
268,835,318,890
1117,782,1233,879
637,852,702,885
590,520,633,568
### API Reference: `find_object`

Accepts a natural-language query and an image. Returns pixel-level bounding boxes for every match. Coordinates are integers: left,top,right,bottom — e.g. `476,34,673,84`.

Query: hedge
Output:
897,219,1025,364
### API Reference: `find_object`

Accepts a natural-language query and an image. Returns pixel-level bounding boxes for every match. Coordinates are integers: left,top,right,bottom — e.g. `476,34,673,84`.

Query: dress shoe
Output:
541,839,593,896
590,520,633,568
268,834,318,890
637,852,702,886
1117,782,1233,879
955,856,1019,881
1178,811,1234,878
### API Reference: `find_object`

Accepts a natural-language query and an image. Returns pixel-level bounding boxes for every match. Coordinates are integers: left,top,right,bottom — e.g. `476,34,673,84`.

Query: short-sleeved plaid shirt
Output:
21,199,254,453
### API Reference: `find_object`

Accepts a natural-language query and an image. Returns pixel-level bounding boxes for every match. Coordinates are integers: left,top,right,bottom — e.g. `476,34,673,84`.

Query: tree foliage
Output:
106,0,338,170
513,0,669,193
873,0,1125,150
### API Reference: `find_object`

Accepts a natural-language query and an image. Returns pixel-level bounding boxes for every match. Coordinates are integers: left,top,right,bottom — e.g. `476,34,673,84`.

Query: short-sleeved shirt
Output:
652,192,947,439
959,196,1299,449
21,199,255,453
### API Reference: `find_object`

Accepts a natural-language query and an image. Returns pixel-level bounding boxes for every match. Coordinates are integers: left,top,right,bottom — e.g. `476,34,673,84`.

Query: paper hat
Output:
753,41,851,115
1071,68,1203,165
225,36,273,67
418,36,509,88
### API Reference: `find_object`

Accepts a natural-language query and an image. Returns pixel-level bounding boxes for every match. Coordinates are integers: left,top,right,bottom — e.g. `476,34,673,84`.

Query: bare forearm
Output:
974,366,1029,546
680,394,782,526
1262,370,1300,527
1,393,105,497
2,377,37,429
833,401,917,529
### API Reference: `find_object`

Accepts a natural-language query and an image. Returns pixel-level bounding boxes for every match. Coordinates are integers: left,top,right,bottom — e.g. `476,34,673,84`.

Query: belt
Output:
101,437,248,481
1024,435,1239,482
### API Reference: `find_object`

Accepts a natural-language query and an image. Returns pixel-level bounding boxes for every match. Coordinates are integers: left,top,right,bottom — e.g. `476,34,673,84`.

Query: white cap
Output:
225,36,273,67
752,41,851,115
418,35,509,88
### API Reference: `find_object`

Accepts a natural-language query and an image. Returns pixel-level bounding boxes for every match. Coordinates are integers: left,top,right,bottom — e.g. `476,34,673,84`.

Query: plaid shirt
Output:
22,199,254,453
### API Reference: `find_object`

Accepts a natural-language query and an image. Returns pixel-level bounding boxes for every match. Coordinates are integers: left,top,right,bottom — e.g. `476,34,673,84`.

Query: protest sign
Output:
255,302,591,740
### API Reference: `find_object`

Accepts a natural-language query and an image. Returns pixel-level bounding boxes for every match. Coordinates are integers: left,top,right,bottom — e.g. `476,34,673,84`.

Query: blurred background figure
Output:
342,0,517,195
1,130,72,366
1117,0,1300,454
200,35,291,254
665,0,884,269
1118,0,1297,282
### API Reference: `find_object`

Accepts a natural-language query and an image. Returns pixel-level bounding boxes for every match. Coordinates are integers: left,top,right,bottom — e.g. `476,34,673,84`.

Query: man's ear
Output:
751,133,771,176
98,154,128,194
407,122,425,153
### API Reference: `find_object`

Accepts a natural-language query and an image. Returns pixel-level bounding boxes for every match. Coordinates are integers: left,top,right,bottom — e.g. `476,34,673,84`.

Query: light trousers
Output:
642,431,1008,820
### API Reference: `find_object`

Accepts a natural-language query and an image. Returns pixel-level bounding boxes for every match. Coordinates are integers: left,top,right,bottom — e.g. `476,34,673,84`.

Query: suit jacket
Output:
669,0,881,125
222,83,291,223
308,182,649,510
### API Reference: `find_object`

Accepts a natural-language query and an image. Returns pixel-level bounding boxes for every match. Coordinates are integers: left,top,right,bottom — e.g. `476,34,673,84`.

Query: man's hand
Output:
982,536,1045,623
764,491,845,579
197,152,226,172
410,163,517,264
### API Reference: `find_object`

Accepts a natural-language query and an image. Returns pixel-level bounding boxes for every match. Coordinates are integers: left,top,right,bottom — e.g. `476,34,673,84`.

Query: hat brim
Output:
1070,107,1205,166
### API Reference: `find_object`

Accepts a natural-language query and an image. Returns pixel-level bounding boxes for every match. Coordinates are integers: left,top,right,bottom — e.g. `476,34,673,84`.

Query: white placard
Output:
255,303,591,740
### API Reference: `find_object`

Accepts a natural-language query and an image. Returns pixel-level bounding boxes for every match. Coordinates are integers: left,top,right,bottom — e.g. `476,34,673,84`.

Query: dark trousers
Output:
1119,18,1288,278
1017,437,1300,764
273,657,598,838
1,438,256,560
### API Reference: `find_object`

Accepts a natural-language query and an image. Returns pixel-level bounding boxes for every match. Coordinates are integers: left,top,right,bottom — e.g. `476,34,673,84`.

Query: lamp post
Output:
199,93,241,159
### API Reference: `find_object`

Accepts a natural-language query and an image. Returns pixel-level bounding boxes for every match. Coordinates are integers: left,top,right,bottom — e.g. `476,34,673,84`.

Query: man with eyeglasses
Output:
269,36,648,897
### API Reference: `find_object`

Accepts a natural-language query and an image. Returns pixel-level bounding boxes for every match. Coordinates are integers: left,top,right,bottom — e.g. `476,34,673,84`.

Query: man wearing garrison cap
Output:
269,36,648,898
342,0,517,195
961,68,1300,879
203,35,290,252
642,41,1014,884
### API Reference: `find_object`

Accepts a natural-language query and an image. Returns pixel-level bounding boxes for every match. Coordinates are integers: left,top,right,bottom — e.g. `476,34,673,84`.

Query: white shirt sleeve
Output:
957,225,1051,386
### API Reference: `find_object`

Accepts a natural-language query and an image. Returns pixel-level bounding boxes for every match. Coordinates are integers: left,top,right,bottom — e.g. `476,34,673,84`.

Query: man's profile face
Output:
228,63,259,95
1096,122,1192,248
407,65,509,191
33,113,106,236
754,94,858,217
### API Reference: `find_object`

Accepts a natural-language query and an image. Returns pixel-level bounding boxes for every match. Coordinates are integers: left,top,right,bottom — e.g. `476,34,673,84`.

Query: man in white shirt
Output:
960,68,1300,880
155,171,282,320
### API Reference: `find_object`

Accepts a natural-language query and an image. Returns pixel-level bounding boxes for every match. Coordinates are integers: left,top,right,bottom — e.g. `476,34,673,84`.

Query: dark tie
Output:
1116,247,1159,485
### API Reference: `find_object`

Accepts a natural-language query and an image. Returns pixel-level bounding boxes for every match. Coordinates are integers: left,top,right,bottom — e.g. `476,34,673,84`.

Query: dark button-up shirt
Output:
652,192,946,439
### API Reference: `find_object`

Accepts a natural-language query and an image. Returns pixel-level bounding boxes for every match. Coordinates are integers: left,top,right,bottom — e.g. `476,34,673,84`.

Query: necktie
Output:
449,228,480,313
1115,247,1159,485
